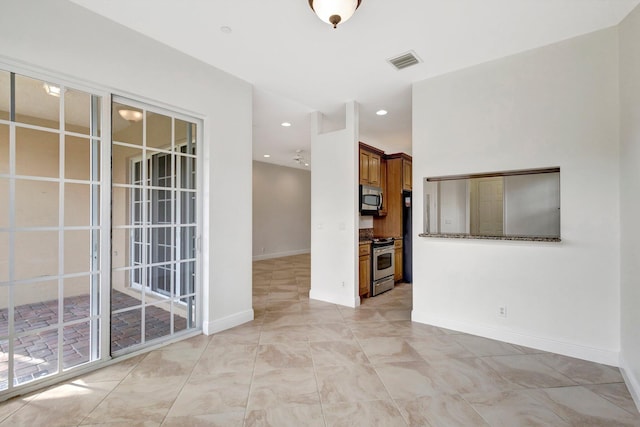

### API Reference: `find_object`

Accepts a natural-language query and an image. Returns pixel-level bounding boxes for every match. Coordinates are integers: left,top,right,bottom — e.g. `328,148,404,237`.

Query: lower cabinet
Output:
394,239,403,282
359,243,371,298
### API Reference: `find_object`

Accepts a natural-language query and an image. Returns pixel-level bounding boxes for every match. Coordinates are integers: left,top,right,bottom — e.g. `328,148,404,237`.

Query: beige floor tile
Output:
533,353,625,384
159,334,211,354
309,340,370,367
535,385,640,426
247,367,319,410
244,404,324,427
81,421,160,427
375,361,455,400
465,389,572,427
0,395,30,423
211,322,263,345
349,320,412,339
452,334,525,357
338,307,387,323
429,357,522,395
254,342,313,372
162,412,244,427
128,348,201,380
166,371,252,417
192,343,257,375
358,337,423,365
315,363,390,404
323,400,407,427
482,354,577,388
80,354,145,383
405,334,475,361
259,324,308,343
1,380,118,427
307,323,355,342
83,376,186,424
376,308,412,321
396,394,490,427
585,383,640,415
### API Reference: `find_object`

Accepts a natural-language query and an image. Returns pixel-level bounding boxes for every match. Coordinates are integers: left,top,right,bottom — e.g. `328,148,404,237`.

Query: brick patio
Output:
0,290,187,389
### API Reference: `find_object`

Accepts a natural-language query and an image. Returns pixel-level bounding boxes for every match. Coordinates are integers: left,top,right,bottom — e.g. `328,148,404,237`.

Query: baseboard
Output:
412,310,619,366
309,288,359,308
619,354,640,413
252,248,310,261
203,309,254,335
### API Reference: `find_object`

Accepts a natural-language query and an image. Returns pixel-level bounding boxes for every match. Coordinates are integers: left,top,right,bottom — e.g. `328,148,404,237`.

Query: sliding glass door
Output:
0,69,105,391
110,97,199,354
0,67,201,396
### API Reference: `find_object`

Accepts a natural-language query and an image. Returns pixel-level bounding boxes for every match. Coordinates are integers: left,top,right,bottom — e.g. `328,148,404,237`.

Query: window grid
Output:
1,70,103,392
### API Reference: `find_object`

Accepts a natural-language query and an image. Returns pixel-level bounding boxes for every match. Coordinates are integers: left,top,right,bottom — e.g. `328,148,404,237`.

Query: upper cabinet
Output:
402,158,412,191
359,143,384,187
373,152,412,238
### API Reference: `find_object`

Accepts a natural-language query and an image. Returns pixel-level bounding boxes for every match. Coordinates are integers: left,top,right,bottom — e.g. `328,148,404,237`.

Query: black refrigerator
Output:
402,190,413,283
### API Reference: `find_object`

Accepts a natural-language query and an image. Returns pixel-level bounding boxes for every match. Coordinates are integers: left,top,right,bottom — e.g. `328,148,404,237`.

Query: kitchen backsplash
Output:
359,228,374,241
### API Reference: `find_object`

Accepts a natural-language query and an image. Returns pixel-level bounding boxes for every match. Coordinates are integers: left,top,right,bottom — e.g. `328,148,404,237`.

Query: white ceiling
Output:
71,0,639,170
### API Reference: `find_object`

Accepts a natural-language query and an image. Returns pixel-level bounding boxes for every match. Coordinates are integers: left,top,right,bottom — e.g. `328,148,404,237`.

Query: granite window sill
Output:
418,233,561,242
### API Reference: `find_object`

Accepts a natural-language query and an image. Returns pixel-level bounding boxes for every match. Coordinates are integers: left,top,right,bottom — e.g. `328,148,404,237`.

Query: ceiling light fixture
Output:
43,83,64,97
293,149,309,167
263,154,271,158
281,122,292,127
118,109,143,122
308,0,362,29
376,109,388,116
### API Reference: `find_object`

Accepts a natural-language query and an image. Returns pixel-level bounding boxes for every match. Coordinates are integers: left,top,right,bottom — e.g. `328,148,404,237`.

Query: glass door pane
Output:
111,99,198,354
0,70,102,392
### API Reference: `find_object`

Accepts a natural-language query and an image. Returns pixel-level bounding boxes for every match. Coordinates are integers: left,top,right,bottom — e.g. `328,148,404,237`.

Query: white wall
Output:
253,161,311,260
412,28,620,364
310,103,360,308
619,3,640,408
0,0,253,335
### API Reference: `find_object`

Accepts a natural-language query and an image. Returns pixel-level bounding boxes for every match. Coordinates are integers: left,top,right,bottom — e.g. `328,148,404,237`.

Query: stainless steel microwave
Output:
360,185,383,215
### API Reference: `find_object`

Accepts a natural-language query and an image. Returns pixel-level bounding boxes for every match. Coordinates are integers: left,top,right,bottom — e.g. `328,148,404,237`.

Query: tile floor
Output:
0,253,638,426
0,291,188,388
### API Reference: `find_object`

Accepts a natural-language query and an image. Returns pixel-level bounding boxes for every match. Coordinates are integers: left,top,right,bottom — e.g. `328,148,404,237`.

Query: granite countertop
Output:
419,233,561,242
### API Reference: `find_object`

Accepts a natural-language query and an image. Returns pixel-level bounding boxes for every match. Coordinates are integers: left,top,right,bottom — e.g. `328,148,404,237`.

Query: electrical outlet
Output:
498,306,507,318
341,281,345,287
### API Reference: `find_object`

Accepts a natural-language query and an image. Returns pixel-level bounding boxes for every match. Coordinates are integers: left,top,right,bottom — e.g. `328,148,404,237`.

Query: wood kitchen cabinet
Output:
402,158,412,191
373,153,412,238
359,143,384,187
359,242,371,298
394,239,403,282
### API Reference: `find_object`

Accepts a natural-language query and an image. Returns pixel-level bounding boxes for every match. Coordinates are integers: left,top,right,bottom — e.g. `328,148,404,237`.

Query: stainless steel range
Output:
371,238,395,296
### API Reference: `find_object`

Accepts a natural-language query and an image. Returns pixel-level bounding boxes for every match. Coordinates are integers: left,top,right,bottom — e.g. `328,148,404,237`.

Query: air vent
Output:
387,51,421,70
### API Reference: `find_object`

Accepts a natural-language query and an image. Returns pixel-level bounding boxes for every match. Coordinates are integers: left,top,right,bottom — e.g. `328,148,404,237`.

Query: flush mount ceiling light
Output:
376,109,388,116
43,82,65,97
118,108,143,122
308,0,362,29
263,154,271,158
281,122,292,127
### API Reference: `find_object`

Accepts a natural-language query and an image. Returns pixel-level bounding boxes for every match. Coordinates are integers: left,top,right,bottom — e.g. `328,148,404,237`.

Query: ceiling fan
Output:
293,150,310,167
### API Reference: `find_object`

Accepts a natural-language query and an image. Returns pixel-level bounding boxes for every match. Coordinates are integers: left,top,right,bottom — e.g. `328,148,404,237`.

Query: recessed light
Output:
220,26,232,34
263,154,271,158
304,163,309,167
281,122,292,127
376,110,388,116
